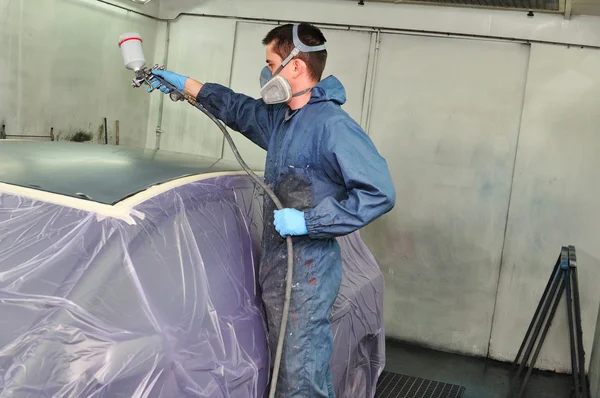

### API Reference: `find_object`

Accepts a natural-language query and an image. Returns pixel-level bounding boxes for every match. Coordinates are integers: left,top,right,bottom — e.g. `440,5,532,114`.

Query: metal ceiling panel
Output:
416,0,560,11
361,0,563,12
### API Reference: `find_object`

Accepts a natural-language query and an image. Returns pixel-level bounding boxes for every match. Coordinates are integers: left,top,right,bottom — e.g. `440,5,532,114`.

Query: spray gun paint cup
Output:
118,33,146,72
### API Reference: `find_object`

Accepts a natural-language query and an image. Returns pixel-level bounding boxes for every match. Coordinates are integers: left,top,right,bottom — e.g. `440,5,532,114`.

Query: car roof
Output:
0,141,246,205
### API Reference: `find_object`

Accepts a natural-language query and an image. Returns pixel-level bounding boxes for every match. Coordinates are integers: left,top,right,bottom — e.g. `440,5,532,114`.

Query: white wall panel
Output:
0,0,158,148
225,22,373,170
319,28,373,125
362,33,529,357
223,22,275,170
152,16,236,157
490,44,600,372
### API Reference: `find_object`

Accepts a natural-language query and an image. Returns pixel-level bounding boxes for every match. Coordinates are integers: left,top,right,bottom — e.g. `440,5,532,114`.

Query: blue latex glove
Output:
274,209,308,237
147,69,188,93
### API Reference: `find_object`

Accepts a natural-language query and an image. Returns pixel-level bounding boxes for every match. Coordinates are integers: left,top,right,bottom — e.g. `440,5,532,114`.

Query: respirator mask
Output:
259,24,326,105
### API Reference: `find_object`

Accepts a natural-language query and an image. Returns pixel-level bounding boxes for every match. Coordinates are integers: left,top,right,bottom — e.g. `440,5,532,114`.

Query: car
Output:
0,140,385,398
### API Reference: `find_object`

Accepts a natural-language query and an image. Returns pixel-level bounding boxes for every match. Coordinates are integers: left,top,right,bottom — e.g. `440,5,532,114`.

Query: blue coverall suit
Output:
196,75,396,397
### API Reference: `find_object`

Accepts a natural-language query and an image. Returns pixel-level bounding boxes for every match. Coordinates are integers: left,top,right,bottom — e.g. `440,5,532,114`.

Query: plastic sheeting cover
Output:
0,174,384,397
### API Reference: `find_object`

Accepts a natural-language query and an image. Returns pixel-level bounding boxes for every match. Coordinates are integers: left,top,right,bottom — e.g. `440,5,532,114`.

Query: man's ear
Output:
292,58,307,79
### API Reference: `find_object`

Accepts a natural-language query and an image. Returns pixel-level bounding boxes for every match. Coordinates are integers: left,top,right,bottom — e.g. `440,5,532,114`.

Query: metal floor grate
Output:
375,371,466,398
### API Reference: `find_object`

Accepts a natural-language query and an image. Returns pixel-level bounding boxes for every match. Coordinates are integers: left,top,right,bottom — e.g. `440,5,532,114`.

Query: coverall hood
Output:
309,76,347,106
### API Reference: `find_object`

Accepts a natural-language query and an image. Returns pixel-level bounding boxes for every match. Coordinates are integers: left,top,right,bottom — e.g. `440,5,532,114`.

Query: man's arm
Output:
183,77,203,98
151,71,283,150
195,82,284,151
303,118,396,239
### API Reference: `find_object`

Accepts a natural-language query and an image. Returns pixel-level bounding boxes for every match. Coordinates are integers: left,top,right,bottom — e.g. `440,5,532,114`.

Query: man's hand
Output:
148,69,188,93
274,209,308,237
147,69,204,98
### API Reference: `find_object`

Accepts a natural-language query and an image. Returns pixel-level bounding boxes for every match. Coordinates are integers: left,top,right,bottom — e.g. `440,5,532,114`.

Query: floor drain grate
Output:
375,371,466,398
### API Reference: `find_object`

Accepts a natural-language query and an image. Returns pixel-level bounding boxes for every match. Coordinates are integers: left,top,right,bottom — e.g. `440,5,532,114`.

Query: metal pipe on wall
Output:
154,21,171,150
364,30,381,135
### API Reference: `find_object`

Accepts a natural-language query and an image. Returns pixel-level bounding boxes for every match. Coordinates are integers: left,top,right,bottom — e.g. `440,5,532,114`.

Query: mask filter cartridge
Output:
260,74,293,105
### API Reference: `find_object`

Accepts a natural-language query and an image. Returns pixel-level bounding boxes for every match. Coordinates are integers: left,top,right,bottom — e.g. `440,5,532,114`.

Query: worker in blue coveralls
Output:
148,22,396,398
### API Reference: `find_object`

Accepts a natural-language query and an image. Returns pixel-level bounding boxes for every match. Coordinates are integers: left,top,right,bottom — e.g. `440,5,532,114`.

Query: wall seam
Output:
486,42,533,359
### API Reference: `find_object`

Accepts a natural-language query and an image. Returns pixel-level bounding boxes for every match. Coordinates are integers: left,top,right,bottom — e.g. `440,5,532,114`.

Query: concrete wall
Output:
147,3,600,373
0,0,158,147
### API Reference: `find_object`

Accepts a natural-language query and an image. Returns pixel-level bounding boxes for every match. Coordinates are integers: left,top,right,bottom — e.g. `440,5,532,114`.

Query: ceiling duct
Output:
361,0,564,13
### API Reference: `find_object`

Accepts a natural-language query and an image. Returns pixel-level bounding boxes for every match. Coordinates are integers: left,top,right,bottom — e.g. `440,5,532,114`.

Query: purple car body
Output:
0,141,384,398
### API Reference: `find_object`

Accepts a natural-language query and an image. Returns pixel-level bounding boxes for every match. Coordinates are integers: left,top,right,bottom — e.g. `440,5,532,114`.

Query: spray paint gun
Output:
118,33,184,102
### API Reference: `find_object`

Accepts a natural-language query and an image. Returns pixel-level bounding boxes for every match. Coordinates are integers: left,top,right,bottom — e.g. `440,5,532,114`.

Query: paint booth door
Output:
361,33,530,357
224,22,373,170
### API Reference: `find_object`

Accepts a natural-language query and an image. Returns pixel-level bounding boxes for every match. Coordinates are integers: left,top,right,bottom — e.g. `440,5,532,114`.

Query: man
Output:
149,23,395,398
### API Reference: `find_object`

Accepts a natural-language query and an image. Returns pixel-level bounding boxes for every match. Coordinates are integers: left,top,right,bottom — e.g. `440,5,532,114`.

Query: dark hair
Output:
262,23,328,82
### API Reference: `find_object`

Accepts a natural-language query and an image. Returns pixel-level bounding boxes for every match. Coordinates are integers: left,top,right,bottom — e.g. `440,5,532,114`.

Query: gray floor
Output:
383,340,574,398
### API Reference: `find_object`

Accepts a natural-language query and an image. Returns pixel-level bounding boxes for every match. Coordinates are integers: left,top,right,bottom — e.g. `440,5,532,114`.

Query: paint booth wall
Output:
370,38,600,373
0,0,158,147
149,8,600,373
